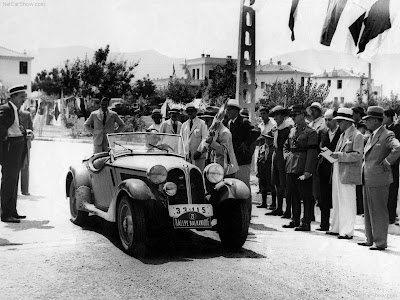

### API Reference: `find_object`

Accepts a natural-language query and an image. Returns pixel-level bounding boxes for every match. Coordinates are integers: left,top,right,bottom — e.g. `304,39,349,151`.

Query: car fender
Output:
213,178,251,206
66,164,91,197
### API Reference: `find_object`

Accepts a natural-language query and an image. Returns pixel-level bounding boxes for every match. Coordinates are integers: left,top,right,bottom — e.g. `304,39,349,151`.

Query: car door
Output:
90,164,116,211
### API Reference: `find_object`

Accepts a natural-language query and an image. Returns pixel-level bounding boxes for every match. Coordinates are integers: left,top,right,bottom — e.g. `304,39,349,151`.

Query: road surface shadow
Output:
0,238,23,247
17,194,46,202
78,215,265,264
4,220,54,231
250,223,279,232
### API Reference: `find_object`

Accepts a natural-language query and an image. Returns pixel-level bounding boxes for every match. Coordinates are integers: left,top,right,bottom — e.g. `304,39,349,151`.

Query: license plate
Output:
168,204,213,218
169,204,213,229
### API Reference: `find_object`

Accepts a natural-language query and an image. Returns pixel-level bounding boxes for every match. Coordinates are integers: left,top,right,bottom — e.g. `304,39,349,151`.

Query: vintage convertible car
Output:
66,132,251,257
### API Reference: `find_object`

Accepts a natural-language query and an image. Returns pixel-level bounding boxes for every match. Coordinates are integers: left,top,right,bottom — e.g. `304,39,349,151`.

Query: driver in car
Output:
145,131,170,151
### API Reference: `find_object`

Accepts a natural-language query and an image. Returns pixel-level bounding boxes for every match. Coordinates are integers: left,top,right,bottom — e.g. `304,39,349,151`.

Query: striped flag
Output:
289,0,300,41
320,0,348,46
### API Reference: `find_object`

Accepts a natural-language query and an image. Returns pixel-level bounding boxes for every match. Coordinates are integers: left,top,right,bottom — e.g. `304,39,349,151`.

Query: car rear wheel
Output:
117,196,146,258
69,181,89,225
218,199,250,251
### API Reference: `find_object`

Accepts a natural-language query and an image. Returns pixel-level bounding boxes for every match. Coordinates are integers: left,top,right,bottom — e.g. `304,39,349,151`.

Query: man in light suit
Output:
359,106,400,250
160,106,182,134
0,84,28,223
84,97,126,153
180,103,208,172
19,109,34,196
328,108,364,239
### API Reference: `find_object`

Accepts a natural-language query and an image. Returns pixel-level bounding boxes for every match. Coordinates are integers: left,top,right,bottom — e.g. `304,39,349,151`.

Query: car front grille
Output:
189,168,205,204
167,168,187,205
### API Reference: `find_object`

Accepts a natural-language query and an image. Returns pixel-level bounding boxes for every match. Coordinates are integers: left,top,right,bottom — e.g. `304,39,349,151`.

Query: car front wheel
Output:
117,196,146,258
69,181,89,225
218,199,250,251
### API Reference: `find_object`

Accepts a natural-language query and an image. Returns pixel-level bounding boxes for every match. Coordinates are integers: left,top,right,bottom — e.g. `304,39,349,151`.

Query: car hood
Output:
112,154,192,172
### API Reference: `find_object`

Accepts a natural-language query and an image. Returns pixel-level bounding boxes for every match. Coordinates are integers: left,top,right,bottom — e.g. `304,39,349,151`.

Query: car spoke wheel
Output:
218,199,250,251
117,196,146,258
69,181,88,225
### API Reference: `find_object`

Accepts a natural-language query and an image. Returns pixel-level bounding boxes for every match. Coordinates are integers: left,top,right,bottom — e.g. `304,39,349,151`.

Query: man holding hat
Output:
180,103,208,172
268,105,292,218
84,97,126,153
327,108,363,239
147,108,163,132
282,104,318,231
359,106,400,250
160,106,182,134
383,108,400,225
0,84,28,223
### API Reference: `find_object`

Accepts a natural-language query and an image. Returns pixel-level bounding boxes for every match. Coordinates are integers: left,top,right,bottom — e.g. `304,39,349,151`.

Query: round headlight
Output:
204,163,224,184
163,182,177,196
147,165,168,184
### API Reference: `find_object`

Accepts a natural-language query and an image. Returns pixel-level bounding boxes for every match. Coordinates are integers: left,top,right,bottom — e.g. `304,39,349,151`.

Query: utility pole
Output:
367,62,372,101
236,0,256,123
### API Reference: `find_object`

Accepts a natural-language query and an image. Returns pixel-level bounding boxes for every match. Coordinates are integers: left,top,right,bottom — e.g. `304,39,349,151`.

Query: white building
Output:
0,46,34,98
311,68,367,105
255,60,312,102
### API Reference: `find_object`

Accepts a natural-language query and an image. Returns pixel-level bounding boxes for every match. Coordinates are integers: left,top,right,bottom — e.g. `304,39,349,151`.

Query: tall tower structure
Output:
236,0,256,122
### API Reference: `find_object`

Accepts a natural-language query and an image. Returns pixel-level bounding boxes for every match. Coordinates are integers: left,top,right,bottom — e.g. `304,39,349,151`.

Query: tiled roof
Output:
256,63,312,74
312,69,363,78
0,46,33,59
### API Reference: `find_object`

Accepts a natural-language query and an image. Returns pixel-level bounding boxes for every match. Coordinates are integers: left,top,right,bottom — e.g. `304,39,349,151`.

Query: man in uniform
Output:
282,105,318,231
0,84,28,223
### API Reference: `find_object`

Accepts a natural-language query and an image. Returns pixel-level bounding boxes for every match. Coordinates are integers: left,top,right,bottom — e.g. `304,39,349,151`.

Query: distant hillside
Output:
31,46,185,81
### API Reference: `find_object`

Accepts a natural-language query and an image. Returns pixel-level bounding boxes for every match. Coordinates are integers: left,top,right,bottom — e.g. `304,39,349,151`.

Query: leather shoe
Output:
369,246,385,251
256,204,268,209
282,222,299,228
281,213,291,219
325,231,339,236
265,210,283,216
295,225,310,231
316,227,329,231
338,235,353,240
358,242,373,247
1,216,21,223
22,192,31,196
13,214,26,219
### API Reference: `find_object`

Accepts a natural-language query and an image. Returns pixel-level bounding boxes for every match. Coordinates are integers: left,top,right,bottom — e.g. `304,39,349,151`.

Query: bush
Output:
121,115,146,132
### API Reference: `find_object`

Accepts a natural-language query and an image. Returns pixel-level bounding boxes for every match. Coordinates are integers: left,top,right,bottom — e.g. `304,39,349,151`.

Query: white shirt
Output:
328,126,339,142
228,116,238,129
7,101,23,137
147,123,161,132
258,117,277,135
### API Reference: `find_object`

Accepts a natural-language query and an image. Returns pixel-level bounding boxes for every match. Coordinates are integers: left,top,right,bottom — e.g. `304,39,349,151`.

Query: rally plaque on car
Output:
168,204,213,229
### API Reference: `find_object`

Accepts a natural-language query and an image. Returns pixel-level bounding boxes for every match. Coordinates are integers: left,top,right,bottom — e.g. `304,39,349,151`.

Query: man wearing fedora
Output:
256,106,276,210
160,106,182,135
180,103,208,172
359,106,400,250
383,108,400,225
148,108,163,132
0,84,28,223
268,105,293,218
283,104,318,231
327,108,363,239
84,97,126,153
200,106,238,177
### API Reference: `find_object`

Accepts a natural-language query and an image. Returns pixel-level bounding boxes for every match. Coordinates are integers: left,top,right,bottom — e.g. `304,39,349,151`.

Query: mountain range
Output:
30,46,400,95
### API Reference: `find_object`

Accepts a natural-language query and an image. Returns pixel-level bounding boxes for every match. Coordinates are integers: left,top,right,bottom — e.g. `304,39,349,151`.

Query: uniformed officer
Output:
282,105,319,231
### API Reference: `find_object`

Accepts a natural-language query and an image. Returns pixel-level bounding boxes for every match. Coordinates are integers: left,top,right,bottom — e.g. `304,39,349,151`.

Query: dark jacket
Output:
229,115,260,166
0,103,17,164
317,127,342,178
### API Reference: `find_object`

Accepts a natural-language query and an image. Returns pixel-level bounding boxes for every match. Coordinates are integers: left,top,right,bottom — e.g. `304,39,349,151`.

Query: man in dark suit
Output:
0,84,28,223
383,108,400,225
316,109,341,231
226,99,259,215
360,106,400,250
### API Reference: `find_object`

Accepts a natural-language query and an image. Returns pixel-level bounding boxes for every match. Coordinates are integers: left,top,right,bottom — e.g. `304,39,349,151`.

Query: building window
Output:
340,97,344,103
197,68,200,79
334,97,338,105
301,77,305,86
327,80,331,87
192,69,195,78
261,82,265,89
19,61,28,74
337,80,342,89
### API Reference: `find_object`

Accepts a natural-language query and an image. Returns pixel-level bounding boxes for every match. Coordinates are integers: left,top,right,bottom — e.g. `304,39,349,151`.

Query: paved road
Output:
1,140,400,300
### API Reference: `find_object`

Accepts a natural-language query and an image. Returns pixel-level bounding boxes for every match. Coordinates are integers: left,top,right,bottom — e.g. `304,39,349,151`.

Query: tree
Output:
260,78,329,107
207,59,237,103
32,68,64,95
132,78,156,100
165,78,196,104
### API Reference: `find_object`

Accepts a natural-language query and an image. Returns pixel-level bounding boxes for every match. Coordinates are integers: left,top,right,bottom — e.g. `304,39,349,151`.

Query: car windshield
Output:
107,132,185,157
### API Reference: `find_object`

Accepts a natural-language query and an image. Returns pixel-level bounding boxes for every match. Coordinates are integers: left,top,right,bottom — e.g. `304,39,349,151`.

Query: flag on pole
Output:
320,0,348,46
172,64,176,76
358,0,391,53
289,0,300,41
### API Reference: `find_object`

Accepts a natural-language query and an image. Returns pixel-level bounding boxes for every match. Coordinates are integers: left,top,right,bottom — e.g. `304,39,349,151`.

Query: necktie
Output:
103,112,106,126
173,121,177,134
189,119,193,131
